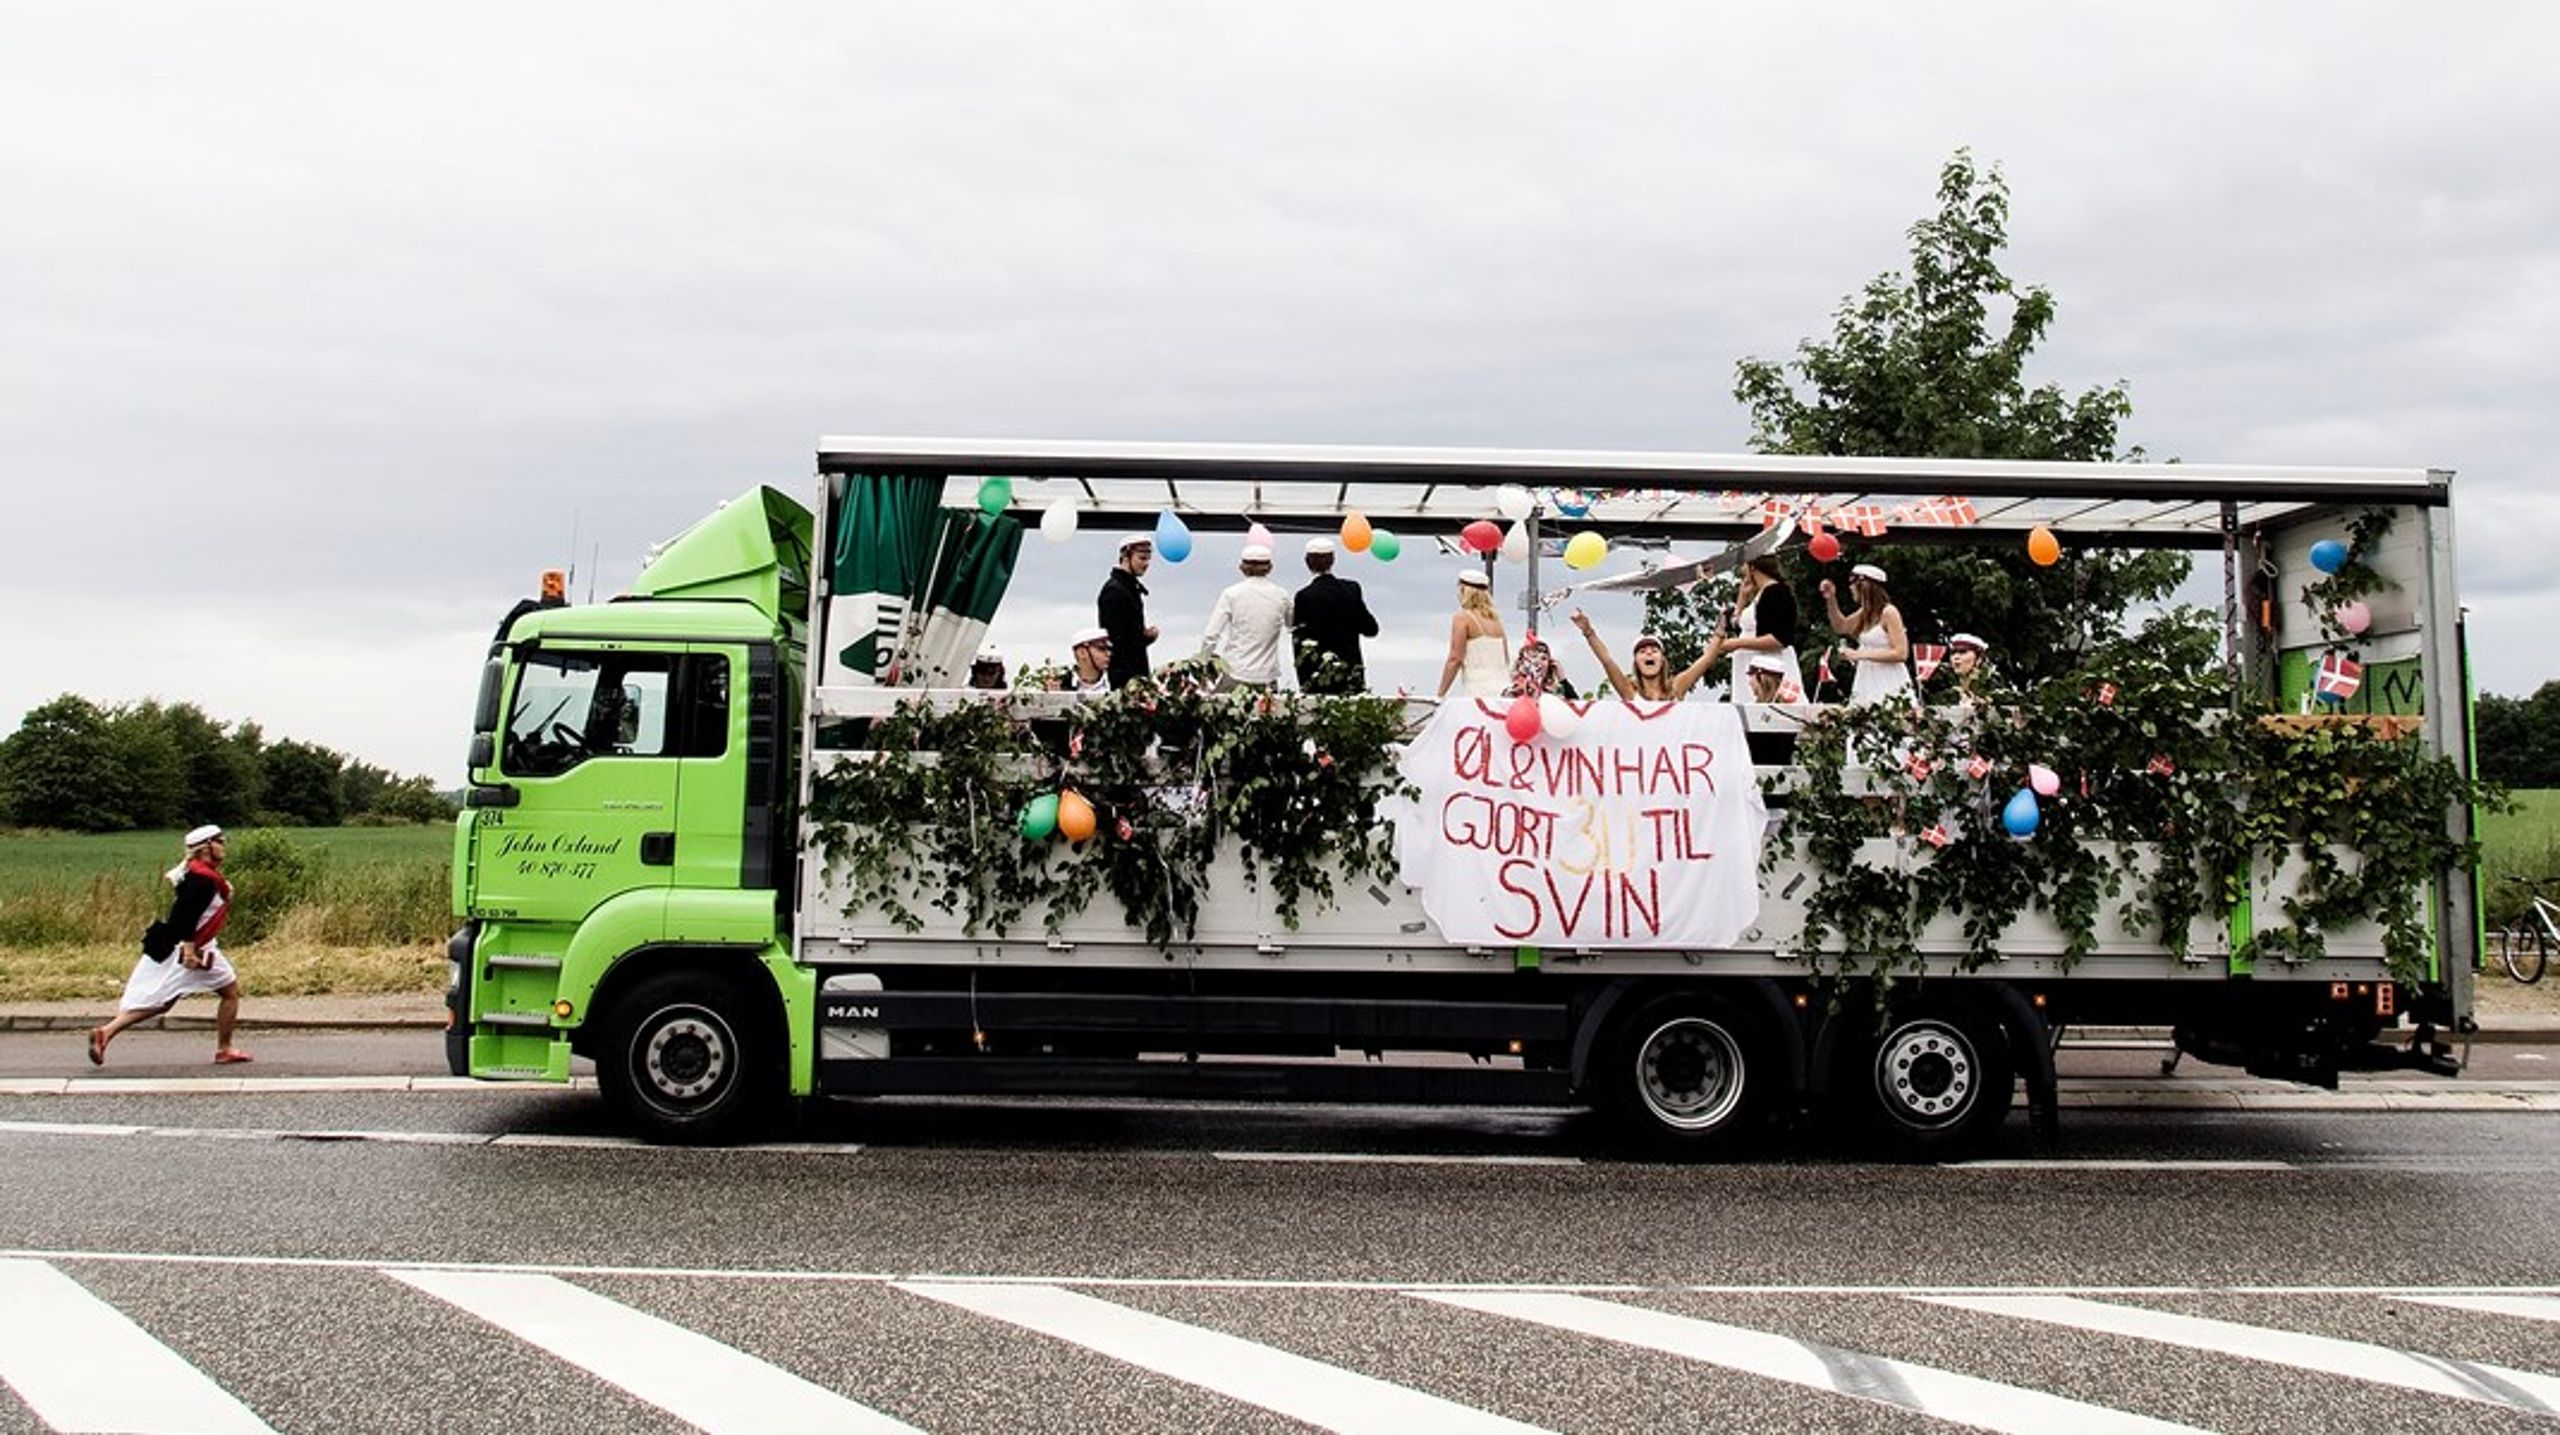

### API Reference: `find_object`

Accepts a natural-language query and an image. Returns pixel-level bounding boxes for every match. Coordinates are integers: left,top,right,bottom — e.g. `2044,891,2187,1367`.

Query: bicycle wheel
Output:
2504,919,2550,985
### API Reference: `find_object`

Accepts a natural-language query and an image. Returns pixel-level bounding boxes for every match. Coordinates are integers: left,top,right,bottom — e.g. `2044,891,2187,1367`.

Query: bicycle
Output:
2499,880,2560,984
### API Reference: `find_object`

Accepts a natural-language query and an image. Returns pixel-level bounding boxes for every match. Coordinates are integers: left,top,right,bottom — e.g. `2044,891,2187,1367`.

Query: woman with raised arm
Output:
1570,610,1714,700
1819,562,1916,708
1435,570,1512,699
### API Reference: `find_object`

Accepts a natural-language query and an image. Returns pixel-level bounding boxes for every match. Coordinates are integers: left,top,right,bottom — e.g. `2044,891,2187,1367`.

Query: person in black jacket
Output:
1291,538,1379,694
1097,534,1157,689
88,824,251,1066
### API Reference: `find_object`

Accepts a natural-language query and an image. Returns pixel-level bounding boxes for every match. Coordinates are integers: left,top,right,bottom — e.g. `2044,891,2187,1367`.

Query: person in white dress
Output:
1819,562,1916,708
88,825,251,1066
1436,569,1511,699
1201,544,1295,687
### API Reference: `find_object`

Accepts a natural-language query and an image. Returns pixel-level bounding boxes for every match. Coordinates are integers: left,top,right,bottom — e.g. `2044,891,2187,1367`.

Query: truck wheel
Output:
599,971,774,1144
1601,994,1768,1157
1857,1003,2013,1158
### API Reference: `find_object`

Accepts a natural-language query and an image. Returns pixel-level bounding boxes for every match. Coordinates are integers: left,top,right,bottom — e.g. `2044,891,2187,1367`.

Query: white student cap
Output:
1947,632,1989,652
1304,537,1335,555
1240,543,1272,562
1631,632,1665,651
1747,655,1791,676
1071,626,1111,648
1117,533,1152,553
1457,570,1492,589
973,645,1004,664
183,824,224,847
1850,563,1888,584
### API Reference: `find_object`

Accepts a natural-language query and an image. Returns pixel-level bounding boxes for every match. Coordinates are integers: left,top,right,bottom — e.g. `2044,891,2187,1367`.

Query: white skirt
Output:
119,941,238,1012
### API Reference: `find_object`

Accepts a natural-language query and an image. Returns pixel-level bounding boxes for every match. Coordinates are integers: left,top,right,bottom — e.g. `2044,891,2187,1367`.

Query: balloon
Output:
2309,539,2349,574
1341,511,1373,553
1461,519,1503,554
1245,521,1274,551
1039,497,1080,544
1563,531,1608,569
1500,521,1529,563
1808,531,1842,563
2028,763,2061,798
2002,787,2041,838
2027,525,2061,567
1505,694,1543,742
1056,790,1097,842
2338,599,2371,635
1154,510,1193,563
1554,489,1591,518
1370,529,1401,561
976,476,1013,516
1019,793,1060,841
1538,694,1581,740
1496,485,1536,521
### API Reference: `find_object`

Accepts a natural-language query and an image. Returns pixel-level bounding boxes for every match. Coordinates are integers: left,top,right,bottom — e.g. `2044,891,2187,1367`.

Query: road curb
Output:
0,1014,443,1033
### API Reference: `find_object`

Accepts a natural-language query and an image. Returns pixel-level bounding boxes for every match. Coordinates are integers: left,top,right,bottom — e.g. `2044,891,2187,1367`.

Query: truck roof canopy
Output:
816,437,2450,549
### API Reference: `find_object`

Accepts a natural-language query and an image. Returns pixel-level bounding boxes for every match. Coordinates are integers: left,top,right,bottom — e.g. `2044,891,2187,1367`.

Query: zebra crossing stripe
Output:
1918,1293,2560,1416
898,1280,1549,1433
1413,1289,2204,1435
389,1268,921,1434
0,1257,276,1434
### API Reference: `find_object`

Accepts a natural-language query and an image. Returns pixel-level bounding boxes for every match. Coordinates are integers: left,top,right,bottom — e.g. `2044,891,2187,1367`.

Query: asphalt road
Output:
9,1030,2560,1432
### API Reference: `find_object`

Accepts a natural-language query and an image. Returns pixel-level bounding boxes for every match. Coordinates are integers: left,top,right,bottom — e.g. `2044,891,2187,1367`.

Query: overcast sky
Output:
5,3,2554,779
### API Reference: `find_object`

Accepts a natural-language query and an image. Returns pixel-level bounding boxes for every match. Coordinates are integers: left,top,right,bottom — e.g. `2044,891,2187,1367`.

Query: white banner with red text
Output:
1391,698,1766,948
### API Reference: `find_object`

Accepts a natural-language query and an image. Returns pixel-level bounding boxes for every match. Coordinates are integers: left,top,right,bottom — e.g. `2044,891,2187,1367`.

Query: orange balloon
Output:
2027,524,2061,567
1340,510,1373,553
1056,790,1097,842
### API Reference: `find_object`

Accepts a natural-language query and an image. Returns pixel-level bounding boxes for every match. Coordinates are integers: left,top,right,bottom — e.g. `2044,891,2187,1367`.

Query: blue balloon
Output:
2001,787,2041,839
1154,509,1193,563
2309,539,2349,574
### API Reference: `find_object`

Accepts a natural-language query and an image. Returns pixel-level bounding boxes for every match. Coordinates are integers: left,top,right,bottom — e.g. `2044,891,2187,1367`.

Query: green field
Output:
2481,789,2560,913
0,824,451,892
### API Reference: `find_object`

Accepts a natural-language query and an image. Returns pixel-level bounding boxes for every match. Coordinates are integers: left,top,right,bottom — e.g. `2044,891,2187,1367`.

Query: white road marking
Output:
2402,1292,2560,1323
1214,1150,1583,1166
1417,1289,2203,1435
1920,1293,2560,1415
390,1268,920,1434
900,1279,1549,1433
0,1257,276,1434
1951,1159,2294,1171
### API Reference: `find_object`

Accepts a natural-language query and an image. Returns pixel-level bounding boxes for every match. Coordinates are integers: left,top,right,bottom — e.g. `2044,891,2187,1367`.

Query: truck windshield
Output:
503,651,685,777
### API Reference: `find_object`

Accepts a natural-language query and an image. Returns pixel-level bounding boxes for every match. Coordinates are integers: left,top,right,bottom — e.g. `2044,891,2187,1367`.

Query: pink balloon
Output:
1462,520,1503,554
2338,600,2372,635
2028,764,2061,798
1505,694,1543,742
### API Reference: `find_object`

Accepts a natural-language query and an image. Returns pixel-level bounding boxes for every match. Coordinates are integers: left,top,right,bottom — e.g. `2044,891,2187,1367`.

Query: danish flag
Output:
1896,495,1981,528
2315,651,2363,704
1776,674,1805,703
1911,644,1947,682
1921,824,1953,848
1837,503,1889,537
2146,754,2177,777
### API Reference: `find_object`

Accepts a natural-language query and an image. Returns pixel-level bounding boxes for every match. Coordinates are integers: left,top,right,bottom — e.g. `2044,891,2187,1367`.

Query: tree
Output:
260,738,347,826
1651,151,2192,684
2476,685,2560,788
0,695,122,830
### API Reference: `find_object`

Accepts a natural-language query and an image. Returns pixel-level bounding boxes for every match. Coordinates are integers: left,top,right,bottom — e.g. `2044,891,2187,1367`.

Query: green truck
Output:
448,439,2483,1154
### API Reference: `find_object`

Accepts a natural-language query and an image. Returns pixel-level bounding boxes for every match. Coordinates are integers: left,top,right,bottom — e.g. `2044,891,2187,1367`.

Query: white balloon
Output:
1040,497,1080,544
1538,694,1581,740
1500,521,1529,562
1496,484,1536,521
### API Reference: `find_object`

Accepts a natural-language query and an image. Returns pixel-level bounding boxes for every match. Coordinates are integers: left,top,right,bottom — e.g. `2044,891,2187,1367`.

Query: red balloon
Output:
1505,694,1543,741
1462,520,1503,554
1808,531,1842,563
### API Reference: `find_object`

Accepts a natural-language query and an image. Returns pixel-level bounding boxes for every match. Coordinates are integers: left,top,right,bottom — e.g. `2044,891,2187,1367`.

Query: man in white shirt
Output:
1201,544,1295,687
1065,627,1113,695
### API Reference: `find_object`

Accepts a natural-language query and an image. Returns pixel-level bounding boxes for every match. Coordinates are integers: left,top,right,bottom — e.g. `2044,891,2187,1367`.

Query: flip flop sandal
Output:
213,1049,254,1065
87,1028,107,1066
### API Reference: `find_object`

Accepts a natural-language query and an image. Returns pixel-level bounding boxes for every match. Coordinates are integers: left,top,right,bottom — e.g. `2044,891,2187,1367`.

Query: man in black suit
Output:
1291,537,1379,695
1096,534,1156,689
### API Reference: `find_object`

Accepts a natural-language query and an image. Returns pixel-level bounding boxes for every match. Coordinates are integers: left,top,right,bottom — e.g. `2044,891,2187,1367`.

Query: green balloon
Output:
1370,529,1401,561
1019,792,1059,840
978,476,1014,516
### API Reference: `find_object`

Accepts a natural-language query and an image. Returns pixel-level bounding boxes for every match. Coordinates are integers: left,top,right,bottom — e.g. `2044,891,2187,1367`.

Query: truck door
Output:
472,642,695,928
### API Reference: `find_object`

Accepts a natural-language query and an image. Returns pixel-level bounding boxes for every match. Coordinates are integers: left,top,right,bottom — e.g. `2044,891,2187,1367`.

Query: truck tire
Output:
1855,1001,2013,1158
1599,993,1770,1157
598,970,775,1144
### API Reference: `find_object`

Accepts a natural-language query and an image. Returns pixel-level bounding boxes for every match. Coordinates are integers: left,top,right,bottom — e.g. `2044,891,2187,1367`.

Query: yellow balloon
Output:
1563,530,1608,569
2027,524,2061,567
1340,510,1373,553
1057,790,1097,842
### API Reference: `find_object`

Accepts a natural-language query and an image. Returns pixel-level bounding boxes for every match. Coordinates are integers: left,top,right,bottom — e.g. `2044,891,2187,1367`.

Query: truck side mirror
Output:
472,657,506,735
468,732,495,773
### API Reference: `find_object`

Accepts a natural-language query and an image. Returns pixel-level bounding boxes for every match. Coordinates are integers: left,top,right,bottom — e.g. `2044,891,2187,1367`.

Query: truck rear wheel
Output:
1856,1002,2013,1158
599,970,775,1144
1600,993,1770,1157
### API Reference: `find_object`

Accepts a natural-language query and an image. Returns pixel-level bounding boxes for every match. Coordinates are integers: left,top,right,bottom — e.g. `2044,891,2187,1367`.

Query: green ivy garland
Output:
2301,508,2397,644
807,659,1416,948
